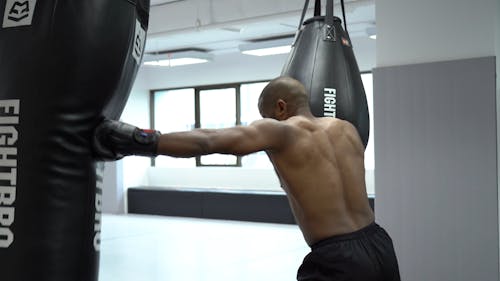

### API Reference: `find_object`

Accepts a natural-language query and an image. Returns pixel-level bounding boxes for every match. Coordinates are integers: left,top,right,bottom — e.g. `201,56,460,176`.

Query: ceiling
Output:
144,0,376,56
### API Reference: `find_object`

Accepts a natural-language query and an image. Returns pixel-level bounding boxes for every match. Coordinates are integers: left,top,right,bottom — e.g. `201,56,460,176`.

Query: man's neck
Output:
294,108,315,119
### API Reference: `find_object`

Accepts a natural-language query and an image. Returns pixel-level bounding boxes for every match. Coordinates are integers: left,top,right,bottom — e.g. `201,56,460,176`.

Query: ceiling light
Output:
143,50,212,67
144,58,210,67
239,37,293,57
366,27,377,40
241,45,292,56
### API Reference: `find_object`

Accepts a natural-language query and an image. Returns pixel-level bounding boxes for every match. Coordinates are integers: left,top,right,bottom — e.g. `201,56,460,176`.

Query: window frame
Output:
150,80,269,168
195,83,241,167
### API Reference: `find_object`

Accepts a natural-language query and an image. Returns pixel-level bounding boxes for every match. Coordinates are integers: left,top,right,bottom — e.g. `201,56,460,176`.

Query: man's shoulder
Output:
303,118,361,143
285,116,315,125
251,118,286,128
285,116,343,130
316,117,356,131
249,118,294,137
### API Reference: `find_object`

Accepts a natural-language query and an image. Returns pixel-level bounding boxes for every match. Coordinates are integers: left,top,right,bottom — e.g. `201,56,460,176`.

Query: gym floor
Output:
99,214,310,281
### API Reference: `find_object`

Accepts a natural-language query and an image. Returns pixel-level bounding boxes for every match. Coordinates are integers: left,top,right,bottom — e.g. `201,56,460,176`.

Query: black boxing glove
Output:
92,119,161,161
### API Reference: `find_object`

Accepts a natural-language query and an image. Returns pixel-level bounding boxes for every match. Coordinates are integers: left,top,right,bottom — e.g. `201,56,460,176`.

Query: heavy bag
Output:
282,0,370,147
0,0,149,280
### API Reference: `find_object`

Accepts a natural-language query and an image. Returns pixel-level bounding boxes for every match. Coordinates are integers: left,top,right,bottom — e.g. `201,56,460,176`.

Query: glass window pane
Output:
361,73,375,196
199,88,237,165
154,88,196,168
240,82,267,126
361,73,374,172
240,82,273,169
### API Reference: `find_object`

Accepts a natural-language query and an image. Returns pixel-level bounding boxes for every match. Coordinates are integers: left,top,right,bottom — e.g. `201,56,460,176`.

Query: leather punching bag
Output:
0,1,149,280
282,0,370,147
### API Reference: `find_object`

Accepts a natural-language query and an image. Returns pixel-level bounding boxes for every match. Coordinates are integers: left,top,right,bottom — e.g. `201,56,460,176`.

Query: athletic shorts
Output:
297,223,401,281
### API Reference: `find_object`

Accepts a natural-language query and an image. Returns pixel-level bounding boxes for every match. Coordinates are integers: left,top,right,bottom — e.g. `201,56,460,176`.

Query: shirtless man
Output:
93,76,400,281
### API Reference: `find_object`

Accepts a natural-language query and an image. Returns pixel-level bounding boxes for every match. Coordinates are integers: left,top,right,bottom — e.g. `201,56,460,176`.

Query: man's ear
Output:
275,99,288,120
276,99,287,113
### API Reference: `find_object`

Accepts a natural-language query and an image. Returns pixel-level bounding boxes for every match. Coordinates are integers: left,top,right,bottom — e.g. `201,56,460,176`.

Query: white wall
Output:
376,0,497,67
101,161,124,214
148,167,281,191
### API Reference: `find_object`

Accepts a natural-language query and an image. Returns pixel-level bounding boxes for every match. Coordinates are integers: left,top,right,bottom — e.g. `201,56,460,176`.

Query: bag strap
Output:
324,0,335,41
326,0,348,32
295,0,349,42
297,0,323,32
341,0,348,33
314,0,321,16
325,0,334,27
297,0,310,31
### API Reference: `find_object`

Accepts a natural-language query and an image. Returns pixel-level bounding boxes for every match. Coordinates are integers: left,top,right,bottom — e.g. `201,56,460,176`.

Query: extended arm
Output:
157,120,288,158
92,119,290,161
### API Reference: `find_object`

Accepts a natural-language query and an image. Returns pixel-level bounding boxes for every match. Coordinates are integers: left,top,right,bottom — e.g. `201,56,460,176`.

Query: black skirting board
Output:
128,187,375,224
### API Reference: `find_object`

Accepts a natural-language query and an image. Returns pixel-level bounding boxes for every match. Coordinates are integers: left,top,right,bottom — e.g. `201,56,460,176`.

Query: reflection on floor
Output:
99,214,310,281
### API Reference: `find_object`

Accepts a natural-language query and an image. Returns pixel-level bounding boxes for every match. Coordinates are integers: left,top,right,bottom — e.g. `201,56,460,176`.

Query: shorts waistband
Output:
311,222,380,250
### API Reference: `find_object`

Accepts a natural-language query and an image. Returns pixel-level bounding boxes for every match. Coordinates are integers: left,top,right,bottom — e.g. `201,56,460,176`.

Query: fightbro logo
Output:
0,100,20,248
94,163,104,252
324,88,337,117
132,19,146,65
7,1,29,21
2,0,37,28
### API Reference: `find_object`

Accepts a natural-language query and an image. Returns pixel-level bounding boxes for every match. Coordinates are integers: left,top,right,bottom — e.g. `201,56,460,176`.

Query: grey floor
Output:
99,214,310,281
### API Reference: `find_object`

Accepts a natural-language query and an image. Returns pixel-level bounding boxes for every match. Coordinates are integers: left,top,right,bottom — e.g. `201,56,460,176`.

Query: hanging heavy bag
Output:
282,0,370,147
0,0,149,280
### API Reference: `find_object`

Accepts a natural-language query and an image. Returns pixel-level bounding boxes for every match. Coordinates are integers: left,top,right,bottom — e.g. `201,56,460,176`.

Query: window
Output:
361,72,375,196
153,88,196,168
197,87,238,166
361,73,374,171
240,82,274,169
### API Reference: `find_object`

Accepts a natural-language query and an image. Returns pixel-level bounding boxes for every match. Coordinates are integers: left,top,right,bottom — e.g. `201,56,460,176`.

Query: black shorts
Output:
297,223,401,281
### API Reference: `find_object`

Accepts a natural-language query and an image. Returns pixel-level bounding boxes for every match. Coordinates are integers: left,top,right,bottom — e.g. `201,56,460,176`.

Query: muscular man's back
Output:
268,116,375,246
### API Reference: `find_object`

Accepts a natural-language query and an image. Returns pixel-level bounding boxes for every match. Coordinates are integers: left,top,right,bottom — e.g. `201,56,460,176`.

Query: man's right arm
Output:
92,118,292,161
92,119,161,161
156,119,290,158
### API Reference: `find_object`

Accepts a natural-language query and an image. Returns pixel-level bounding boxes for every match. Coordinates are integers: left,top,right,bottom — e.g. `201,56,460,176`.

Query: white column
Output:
102,161,125,214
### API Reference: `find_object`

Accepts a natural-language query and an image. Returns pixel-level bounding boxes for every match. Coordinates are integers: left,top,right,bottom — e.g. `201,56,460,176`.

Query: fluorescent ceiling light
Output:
143,50,212,67
241,45,292,56
239,37,293,57
366,26,377,40
144,58,209,67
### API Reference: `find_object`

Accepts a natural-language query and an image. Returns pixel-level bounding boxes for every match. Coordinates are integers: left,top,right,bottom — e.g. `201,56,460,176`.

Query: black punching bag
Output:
282,0,370,147
0,1,149,281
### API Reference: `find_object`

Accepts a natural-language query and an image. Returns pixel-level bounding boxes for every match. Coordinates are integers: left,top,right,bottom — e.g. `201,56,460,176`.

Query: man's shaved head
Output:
258,77,309,119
